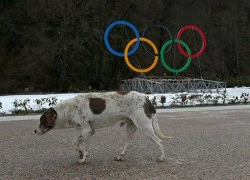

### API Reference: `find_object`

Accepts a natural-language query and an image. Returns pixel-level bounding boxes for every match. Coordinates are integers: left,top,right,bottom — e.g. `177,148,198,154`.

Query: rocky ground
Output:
0,108,250,179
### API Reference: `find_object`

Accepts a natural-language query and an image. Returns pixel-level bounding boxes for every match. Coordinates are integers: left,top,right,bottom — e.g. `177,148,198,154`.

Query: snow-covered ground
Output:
147,87,250,107
0,93,78,115
0,87,250,115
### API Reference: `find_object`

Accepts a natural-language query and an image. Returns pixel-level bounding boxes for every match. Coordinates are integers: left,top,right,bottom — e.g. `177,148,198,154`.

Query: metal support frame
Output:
120,76,227,94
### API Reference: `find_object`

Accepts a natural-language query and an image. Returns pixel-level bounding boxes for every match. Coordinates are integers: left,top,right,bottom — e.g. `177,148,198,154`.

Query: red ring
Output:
177,25,206,58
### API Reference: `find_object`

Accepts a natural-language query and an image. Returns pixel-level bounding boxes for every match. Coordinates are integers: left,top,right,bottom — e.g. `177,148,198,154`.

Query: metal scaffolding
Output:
120,76,227,94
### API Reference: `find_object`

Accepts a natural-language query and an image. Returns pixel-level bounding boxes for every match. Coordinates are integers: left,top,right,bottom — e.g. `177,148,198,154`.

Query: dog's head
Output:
34,107,57,135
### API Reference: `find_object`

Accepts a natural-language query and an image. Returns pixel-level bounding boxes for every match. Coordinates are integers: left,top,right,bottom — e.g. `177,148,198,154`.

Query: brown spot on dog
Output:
89,98,106,114
143,97,156,118
116,91,131,95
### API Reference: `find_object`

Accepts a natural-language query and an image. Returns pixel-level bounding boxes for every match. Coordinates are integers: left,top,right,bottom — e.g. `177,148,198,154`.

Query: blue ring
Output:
104,20,140,57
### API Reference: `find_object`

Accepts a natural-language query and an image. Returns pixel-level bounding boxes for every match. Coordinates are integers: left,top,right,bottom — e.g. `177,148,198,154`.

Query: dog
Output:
34,91,171,163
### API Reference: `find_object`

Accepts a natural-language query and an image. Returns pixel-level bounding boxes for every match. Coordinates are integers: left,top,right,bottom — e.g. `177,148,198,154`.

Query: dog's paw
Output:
120,122,126,127
78,158,87,164
114,156,123,161
91,129,95,135
156,157,165,162
78,151,83,159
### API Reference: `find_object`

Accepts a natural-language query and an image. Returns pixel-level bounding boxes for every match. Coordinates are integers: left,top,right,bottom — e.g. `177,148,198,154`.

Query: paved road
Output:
0,114,41,122
0,104,249,122
0,107,250,179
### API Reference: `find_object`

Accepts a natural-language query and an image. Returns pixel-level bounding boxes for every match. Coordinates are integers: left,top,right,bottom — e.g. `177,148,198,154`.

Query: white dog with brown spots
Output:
34,91,171,164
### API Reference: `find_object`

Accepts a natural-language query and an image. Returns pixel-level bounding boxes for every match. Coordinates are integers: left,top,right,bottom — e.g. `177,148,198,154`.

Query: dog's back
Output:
74,91,146,116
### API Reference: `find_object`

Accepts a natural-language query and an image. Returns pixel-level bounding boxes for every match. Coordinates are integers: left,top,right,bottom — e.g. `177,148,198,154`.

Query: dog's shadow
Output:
64,157,171,178
34,127,177,178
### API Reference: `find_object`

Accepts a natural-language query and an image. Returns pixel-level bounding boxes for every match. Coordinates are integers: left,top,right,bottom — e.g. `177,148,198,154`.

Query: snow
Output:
146,87,250,107
0,93,78,114
0,87,250,115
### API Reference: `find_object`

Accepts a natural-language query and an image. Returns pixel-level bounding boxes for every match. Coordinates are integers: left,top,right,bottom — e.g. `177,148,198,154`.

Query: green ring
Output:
160,39,192,73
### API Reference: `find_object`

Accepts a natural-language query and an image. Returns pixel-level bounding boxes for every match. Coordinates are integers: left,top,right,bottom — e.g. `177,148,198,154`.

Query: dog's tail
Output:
152,114,172,140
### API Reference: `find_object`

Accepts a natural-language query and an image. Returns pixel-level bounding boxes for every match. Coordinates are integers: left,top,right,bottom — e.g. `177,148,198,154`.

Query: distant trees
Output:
0,0,249,93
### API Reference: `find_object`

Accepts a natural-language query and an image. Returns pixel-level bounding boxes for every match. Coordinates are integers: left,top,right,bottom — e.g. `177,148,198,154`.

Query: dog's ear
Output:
45,108,57,127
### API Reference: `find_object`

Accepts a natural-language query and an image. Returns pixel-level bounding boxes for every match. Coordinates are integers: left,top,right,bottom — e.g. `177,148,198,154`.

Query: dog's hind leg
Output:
114,121,137,161
136,120,166,162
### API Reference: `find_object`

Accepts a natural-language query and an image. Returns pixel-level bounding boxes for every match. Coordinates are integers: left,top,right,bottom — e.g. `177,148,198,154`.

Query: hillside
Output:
0,0,249,94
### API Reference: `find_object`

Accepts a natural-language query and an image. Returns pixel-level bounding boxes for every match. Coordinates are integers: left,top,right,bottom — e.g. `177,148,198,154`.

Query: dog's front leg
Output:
78,135,91,164
78,122,92,164
72,135,85,159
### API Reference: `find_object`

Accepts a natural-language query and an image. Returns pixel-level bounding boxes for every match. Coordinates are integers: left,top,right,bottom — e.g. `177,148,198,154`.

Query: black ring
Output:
142,25,173,56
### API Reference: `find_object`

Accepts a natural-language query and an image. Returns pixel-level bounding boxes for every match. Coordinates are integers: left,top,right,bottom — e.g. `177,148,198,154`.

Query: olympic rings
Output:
142,25,173,56
177,25,206,58
104,20,140,57
160,39,192,73
104,20,206,73
124,37,159,73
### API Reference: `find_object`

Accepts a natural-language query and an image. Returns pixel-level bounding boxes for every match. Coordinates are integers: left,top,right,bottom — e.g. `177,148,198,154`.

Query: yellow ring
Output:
124,37,158,73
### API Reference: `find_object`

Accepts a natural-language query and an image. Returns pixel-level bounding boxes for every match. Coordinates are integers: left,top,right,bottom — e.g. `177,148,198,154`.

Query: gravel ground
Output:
0,108,250,179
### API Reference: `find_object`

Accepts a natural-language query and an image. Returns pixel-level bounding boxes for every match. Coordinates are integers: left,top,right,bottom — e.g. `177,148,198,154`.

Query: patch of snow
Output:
0,87,250,115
